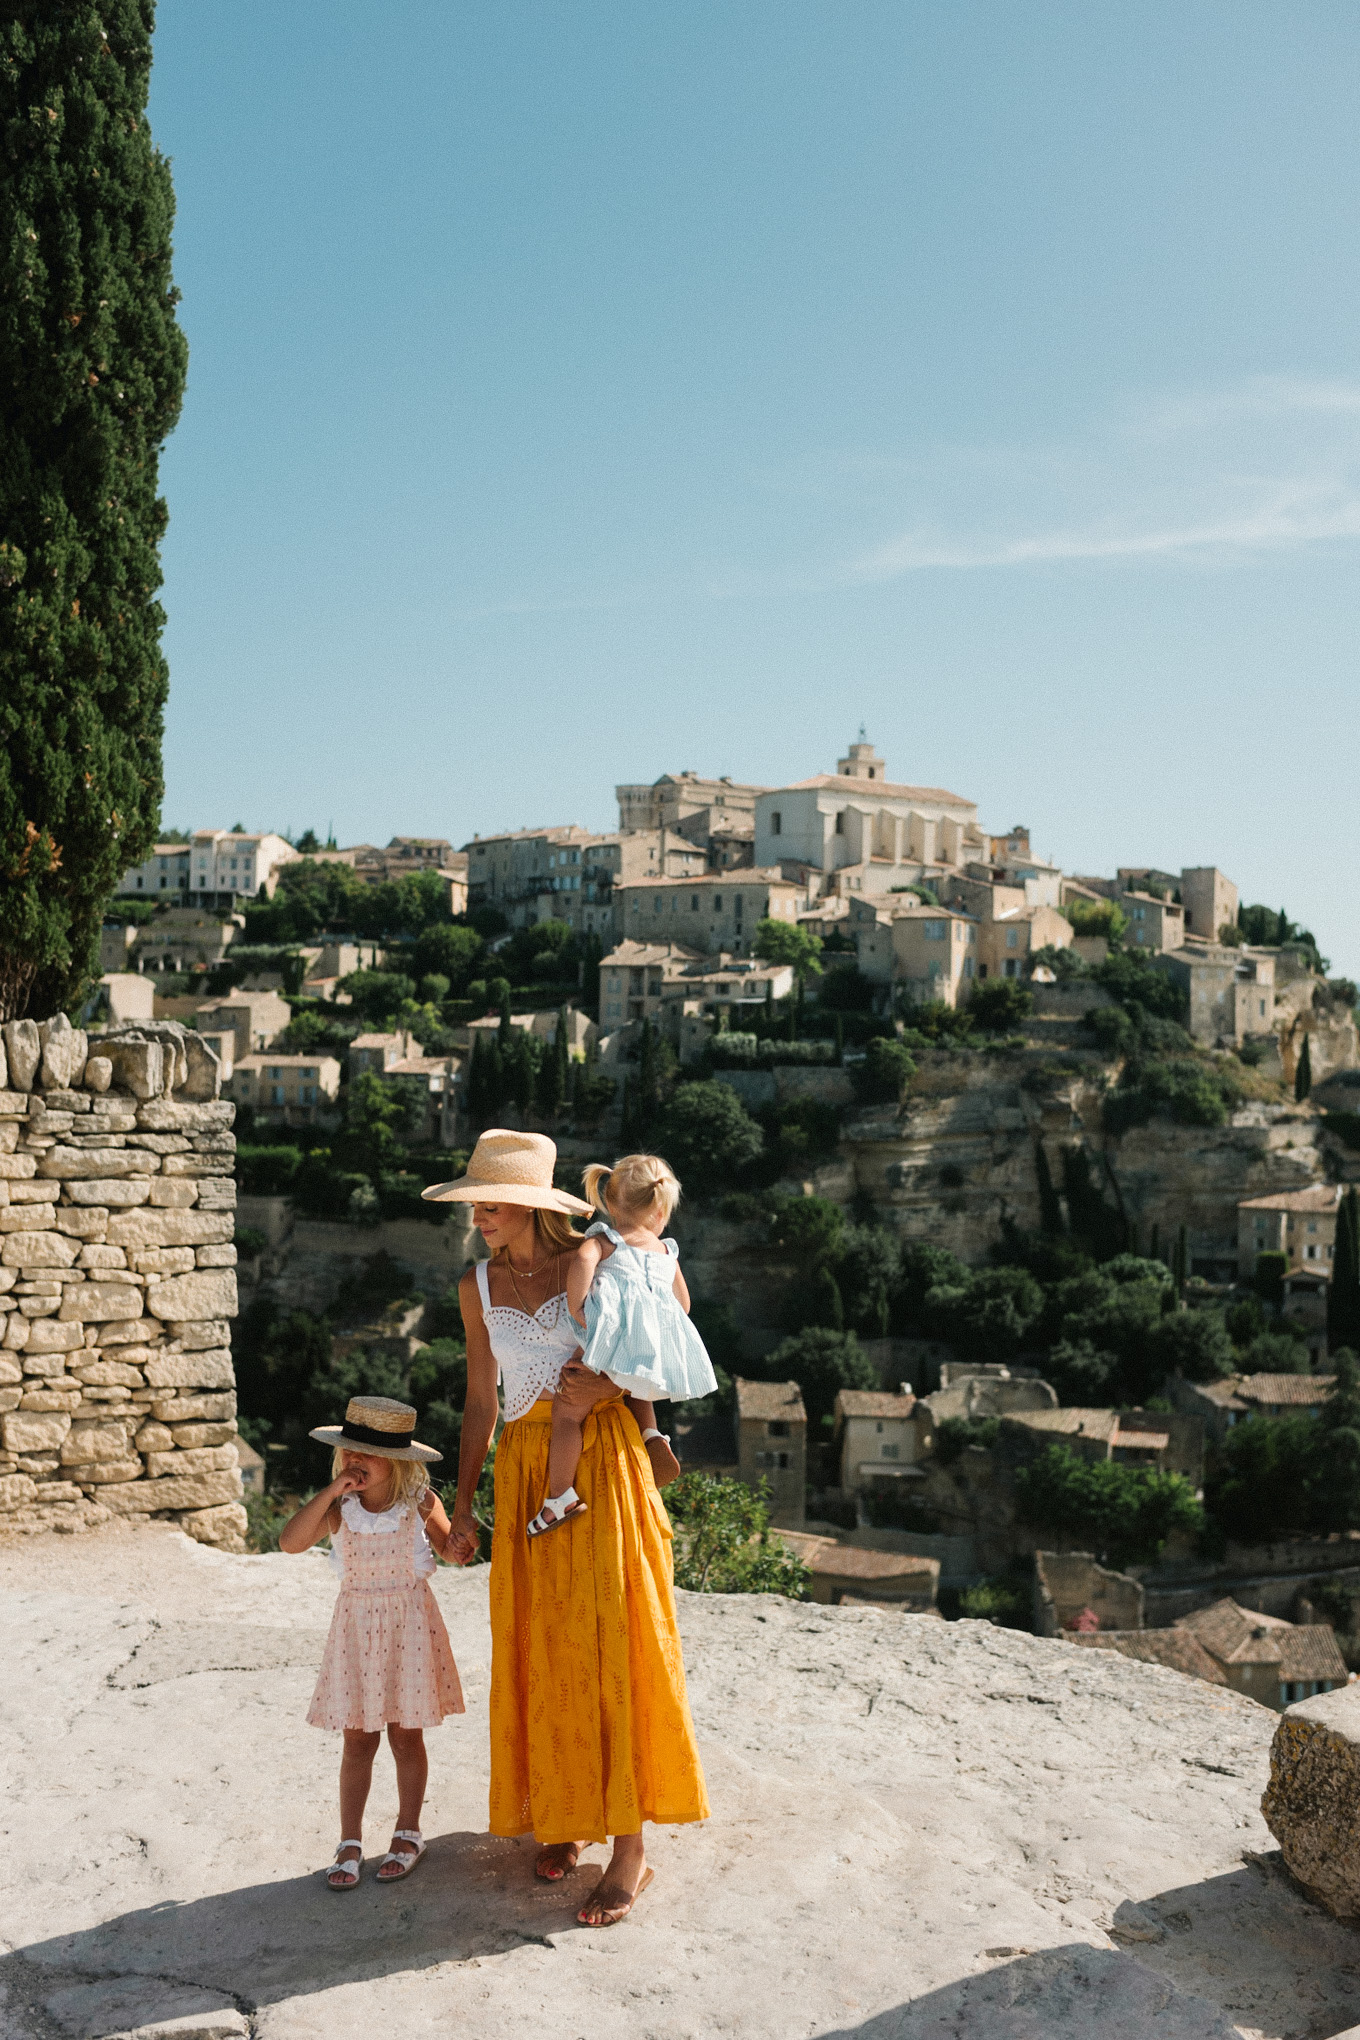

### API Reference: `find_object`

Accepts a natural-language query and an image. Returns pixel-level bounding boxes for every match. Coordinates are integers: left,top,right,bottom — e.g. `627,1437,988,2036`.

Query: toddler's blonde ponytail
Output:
582,1162,615,1216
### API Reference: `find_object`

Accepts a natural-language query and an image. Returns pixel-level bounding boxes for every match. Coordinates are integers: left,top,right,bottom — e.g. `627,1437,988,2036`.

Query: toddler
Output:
526,1153,718,1538
279,1394,465,1889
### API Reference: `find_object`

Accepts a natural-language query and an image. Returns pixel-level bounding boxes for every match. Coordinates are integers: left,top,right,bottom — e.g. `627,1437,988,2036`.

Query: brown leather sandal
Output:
578,1865,654,1926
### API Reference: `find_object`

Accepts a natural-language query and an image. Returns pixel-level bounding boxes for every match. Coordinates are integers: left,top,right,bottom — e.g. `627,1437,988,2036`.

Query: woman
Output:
424,1129,709,1926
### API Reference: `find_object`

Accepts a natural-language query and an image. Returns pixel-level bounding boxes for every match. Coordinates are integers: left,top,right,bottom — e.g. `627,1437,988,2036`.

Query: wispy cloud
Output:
845,376,1360,582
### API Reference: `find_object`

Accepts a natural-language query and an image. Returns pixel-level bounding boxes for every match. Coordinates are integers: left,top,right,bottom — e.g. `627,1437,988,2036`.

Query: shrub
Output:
934,1416,1000,1465
1014,1442,1203,1567
1147,1308,1236,1384
762,1325,879,1430
924,1264,1044,1361
969,980,1033,1033
958,1576,1030,1628
851,1037,917,1104
666,1473,811,1596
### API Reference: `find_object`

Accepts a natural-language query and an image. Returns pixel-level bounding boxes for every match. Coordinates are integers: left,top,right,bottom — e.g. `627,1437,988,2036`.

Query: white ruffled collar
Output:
340,1494,408,1535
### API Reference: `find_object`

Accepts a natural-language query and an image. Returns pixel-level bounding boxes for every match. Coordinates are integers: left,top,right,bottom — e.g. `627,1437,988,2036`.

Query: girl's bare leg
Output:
377,1725,428,1876
547,1398,587,1499
332,1728,380,1884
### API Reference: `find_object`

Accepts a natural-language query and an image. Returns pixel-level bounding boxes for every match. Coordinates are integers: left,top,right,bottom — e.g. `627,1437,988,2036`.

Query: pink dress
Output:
307,1496,465,1732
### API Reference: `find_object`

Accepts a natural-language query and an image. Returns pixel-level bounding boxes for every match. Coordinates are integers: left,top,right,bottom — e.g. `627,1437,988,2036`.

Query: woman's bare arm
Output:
447,1266,500,1564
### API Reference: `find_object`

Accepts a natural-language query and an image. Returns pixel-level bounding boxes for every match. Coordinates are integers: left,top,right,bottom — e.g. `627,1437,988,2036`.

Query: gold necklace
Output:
506,1248,558,1314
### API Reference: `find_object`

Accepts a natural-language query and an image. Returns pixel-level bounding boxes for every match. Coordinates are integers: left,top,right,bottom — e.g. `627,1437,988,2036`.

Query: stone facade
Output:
0,1014,244,1551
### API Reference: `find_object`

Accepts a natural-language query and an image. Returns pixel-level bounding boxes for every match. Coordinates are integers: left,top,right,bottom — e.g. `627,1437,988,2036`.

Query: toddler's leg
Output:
526,1399,589,1537
377,1726,429,1879
330,1727,380,1887
625,1395,681,1488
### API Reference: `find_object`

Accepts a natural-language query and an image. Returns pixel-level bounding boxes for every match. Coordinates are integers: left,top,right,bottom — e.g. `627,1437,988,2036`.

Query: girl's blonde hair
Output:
582,1153,681,1229
331,1448,430,1509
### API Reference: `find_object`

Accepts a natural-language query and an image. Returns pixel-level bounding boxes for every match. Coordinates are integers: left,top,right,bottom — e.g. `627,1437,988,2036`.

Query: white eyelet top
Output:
475,1258,583,1422
328,1494,436,1580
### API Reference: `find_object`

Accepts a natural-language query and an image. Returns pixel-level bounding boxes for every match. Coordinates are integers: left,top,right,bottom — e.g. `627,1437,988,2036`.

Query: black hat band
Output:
340,1417,415,1450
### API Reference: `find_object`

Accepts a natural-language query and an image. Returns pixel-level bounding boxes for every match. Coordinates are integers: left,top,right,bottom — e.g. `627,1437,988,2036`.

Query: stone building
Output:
1181,866,1239,944
753,739,984,886
616,771,768,838
1033,1551,1145,1636
834,1386,920,1493
227,1054,342,1128
463,823,705,936
194,993,292,1064
855,902,980,1007
1153,943,1276,1047
1177,1598,1347,1710
735,1377,806,1527
1238,1182,1341,1278
1118,889,1185,954
613,870,803,959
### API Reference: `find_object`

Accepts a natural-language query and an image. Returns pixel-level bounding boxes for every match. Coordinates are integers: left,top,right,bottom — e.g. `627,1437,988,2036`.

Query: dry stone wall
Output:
0,1014,244,1551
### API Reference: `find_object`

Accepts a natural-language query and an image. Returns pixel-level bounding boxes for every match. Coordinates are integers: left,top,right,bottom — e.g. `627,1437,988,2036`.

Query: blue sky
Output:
150,2,1360,970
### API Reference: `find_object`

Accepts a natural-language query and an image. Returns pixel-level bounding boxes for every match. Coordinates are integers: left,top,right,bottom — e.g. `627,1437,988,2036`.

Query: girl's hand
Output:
332,1465,369,1497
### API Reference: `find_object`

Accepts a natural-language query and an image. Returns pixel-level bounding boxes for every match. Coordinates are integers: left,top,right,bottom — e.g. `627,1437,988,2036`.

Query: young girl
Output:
526,1152,718,1538
279,1393,465,1890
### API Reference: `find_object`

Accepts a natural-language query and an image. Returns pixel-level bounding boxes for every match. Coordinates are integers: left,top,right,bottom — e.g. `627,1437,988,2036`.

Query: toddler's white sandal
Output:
526,1487,588,1540
377,1828,427,1881
326,1839,364,1890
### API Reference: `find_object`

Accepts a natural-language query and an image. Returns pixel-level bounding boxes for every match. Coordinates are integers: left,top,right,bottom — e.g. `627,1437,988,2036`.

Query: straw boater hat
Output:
309,1395,443,1463
421,1129,592,1215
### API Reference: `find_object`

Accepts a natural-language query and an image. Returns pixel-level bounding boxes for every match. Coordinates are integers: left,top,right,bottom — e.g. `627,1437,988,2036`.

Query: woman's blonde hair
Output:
331,1448,430,1509
582,1153,681,1229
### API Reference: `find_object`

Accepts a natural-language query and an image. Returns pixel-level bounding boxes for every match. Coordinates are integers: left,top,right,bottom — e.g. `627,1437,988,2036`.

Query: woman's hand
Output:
445,1505,480,1566
555,1360,619,1416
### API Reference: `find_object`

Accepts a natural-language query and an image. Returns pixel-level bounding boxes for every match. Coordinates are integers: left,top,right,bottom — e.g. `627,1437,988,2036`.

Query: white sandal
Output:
376,1828,427,1881
326,1839,363,1890
526,1487,588,1540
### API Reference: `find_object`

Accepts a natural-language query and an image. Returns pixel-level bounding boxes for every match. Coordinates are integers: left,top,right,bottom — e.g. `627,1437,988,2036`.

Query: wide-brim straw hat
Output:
309,1394,443,1463
421,1128,592,1215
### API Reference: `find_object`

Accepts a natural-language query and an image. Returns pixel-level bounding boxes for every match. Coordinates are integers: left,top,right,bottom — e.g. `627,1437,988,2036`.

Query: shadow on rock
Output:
8,1830,594,2022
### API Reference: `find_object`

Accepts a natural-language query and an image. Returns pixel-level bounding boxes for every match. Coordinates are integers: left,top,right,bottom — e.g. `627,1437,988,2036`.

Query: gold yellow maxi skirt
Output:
488,1393,711,1844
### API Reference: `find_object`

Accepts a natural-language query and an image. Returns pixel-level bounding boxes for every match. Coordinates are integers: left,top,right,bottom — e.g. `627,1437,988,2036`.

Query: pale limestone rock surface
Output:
3,1527,1360,2040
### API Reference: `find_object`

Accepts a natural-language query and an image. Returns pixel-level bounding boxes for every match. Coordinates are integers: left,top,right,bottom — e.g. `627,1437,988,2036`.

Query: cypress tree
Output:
0,4,187,1018
1295,1032,1312,1102
1034,1142,1064,1237
1172,1223,1189,1292
1330,1189,1360,1355
834,1013,844,1066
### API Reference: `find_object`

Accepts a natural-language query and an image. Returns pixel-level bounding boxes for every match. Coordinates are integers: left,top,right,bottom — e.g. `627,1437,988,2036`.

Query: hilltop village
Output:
9,734,1358,1704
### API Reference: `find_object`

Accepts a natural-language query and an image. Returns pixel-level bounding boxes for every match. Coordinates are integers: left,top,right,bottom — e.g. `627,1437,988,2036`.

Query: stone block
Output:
2,1314,28,1348
59,1283,144,1323
107,1209,232,1250
0,1353,19,1384
149,1392,236,1423
101,1467,242,1512
69,1457,145,1483
144,1443,240,1477
194,1244,237,1269
1263,1686,1360,1917
180,1029,224,1102
148,1178,200,1208
28,1479,85,1504
134,1421,174,1452
135,1098,234,1134
78,1244,127,1269
62,1417,133,1462
65,1178,153,1208
130,1247,197,1276
0,1092,28,1116
55,1208,110,1238
167,1420,237,1448
21,1386,82,1412
0,1472,37,1510
145,1270,237,1321
0,1267,14,1290
143,1348,234,1389
87,1109,138,1134
0,1202,68,1232
99,1039,166,1100
43,1089,91,1113
2,1409,71,1453
16,1451,60,1472
0,1386,21,1412
18,1296,59,1317
70,1359,145,1386
83,1055,112,1093
2,1019,40,1090
161,1153,235,1177
2,1231,80,1270
24,1349,80,1379
191,1131,236,1153
195,1177,237,1211
127,1132,192,1155
0,1123,14,1152
98,1317,162,1347
12,1181,60,1202
69,1132,127,1149
0,1153,37,1179
38,1145,148,1179
25,1110,73,1138
179,1500,248,1549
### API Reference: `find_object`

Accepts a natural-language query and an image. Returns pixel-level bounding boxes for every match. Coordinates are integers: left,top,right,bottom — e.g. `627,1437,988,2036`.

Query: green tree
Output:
1014,1442,1204,1567
1295,1032,1313,1102
850,1036,917,1104
1147,1306,1235,1385
968,980,1033,1032
409,922,483,994
0,3,188,1018
654,1079,763,1182
535,1004,569,1118
1035,1143,1065,1236
763,1325,878,1430
924,1264,1044,1361
665,1472,810,1596
752,917,823,984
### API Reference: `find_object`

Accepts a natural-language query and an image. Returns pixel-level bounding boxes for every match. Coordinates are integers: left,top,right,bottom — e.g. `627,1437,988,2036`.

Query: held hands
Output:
445,1507,480,1567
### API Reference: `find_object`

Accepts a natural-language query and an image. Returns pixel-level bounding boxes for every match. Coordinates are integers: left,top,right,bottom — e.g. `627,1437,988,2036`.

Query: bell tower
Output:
836,728,886,782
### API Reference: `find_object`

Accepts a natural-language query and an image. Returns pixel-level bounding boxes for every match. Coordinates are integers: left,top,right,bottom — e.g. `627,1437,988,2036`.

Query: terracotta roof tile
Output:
735,1378,807,1422
1068,1630,1228,1686
1239,1185,1342,1214
1235,1374,1336,1408
836,1391,917,1421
